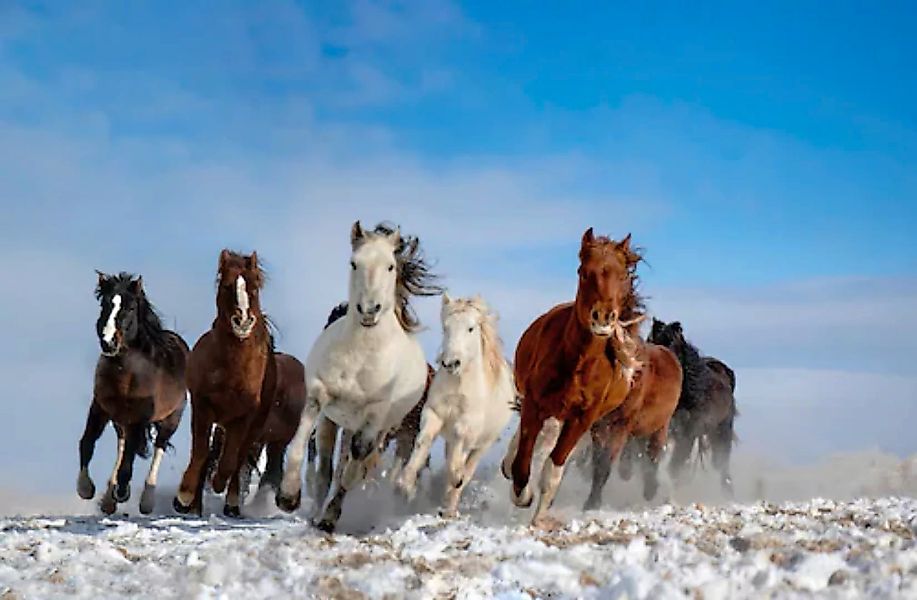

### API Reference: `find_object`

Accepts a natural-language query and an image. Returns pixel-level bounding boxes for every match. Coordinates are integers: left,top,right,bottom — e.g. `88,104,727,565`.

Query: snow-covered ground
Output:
1,495,916,599
1,449,917,599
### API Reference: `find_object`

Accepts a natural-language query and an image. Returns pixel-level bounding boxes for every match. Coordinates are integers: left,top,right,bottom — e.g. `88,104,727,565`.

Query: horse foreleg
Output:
442,445,485,518
215,416,252,516
175,399,214,515
510,405,547,508
277,395,321,512
395,410,444,500
584,423,628,511
77,402,109,500
100,428,125,515
533,418,591,527
667,431,696,487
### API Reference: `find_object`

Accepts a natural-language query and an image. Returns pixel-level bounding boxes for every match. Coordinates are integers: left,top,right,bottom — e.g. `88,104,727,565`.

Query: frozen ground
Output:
1,451,916,599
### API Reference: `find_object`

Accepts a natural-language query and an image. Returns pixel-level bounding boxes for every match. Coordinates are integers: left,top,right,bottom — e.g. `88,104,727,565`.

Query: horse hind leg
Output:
641,427,669,501
314,433,382,533
584,424,629,511
140,408,183,515
100,428,125,515
259,441,285,492
113,422,147,505
77,402,109,500
712,417,736,497
395,410,444,500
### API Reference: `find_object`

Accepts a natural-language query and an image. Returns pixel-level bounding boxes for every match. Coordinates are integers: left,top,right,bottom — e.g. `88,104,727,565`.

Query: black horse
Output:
648,319,737,495
78,272,188,514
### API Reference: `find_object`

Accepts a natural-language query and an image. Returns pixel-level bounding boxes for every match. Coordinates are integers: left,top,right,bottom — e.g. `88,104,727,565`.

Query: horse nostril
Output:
356,303,364,314
453,360,461,368
591,310,599,321
373,303,381,313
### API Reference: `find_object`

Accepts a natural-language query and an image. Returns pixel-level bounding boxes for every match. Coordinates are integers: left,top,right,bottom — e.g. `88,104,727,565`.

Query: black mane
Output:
96,272,188,377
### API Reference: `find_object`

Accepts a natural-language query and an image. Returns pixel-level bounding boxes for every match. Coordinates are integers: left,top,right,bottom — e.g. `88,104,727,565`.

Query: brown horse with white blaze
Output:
501,228,647,526
78,272,188,515
173,250,277,517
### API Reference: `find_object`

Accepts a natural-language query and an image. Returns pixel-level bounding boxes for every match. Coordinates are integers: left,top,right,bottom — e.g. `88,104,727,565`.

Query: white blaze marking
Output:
102,294,121,344
145,447,165,487
235,276,250,319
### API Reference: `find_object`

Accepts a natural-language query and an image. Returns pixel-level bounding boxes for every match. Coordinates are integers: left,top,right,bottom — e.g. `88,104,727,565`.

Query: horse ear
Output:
351,221,365,246
442,292,452,307
386,226,401,245
581,227,595,247
219,249,232,266
617,233,632,252
671,321,682,333
130,276,143,294
247,251,259,271
96,270,106,286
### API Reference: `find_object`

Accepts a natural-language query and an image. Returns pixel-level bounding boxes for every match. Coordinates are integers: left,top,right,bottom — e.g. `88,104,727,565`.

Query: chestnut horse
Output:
583,341,682,509
173,250,277,517
501,229,647,526
78,272,188,515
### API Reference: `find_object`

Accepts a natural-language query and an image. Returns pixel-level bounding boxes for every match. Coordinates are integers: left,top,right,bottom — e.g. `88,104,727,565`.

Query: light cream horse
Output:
277,222,441,532
395,294,514,517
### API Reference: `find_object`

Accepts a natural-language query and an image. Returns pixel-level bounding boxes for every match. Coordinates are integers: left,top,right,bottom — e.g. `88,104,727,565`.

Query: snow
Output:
0,493,915,599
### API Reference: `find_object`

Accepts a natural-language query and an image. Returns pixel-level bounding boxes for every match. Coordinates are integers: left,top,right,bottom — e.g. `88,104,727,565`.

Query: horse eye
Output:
350,261,357,270
468,326,474,332
388,264,394,272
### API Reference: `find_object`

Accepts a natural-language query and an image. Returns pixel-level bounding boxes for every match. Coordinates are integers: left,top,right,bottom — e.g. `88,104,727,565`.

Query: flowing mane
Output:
361,223,443,332
95,272,186,377
443,296,505,385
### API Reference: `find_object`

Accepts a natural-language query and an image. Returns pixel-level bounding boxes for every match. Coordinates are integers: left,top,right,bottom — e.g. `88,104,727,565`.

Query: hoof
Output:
100,489,117,515
172,496,194,515
276,489,302,513
114,483,131,503
313,518,336,534
223,504,242,519
139,484,156,515
77,472,96,500
438,508,458,519
511,485,533,509
583,496,601,512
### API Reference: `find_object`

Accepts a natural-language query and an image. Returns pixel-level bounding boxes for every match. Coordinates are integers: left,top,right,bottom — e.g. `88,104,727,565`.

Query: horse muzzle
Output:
231,314,257,339
100,336,122,357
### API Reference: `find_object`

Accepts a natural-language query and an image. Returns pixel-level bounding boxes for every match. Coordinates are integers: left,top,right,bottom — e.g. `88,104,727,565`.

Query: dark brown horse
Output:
501,228,648,526
583,341,682,509
649,319,737,495
173,250,277,517
78,272,188,515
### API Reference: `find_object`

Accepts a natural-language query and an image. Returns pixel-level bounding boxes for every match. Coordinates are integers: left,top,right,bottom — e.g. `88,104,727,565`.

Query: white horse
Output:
277,221,440,532
395,294,515,517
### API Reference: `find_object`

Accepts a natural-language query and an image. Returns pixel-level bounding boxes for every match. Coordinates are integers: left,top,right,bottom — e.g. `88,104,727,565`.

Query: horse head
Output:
95,271,145,356
575,228,644,340
216,249,264,340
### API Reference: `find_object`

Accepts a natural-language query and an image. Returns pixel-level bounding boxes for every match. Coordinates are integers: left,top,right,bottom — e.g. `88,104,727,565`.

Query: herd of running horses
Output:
78,221,737,532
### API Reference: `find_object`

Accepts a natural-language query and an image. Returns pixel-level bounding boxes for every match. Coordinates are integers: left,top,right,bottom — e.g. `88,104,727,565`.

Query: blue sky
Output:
1,1,916,494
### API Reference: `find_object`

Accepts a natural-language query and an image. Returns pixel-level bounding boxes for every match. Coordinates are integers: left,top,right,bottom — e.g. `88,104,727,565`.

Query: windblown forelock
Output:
215,251,266,290
444,298,505,386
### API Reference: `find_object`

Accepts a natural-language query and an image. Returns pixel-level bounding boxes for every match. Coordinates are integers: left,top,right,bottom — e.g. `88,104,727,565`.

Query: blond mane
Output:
443,296,505,386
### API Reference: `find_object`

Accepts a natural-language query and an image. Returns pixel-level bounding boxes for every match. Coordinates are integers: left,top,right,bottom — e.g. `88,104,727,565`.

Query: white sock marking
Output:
102,294,121,344
145,447,164,487
109,436,125,486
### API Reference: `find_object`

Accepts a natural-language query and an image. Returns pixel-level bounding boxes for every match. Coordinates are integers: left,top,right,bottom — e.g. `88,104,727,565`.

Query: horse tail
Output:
325,302,348,329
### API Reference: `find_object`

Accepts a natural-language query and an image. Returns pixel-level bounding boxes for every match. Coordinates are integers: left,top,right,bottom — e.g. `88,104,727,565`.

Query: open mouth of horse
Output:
590,323,614,337
360,317,380,328
231,315,257,339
